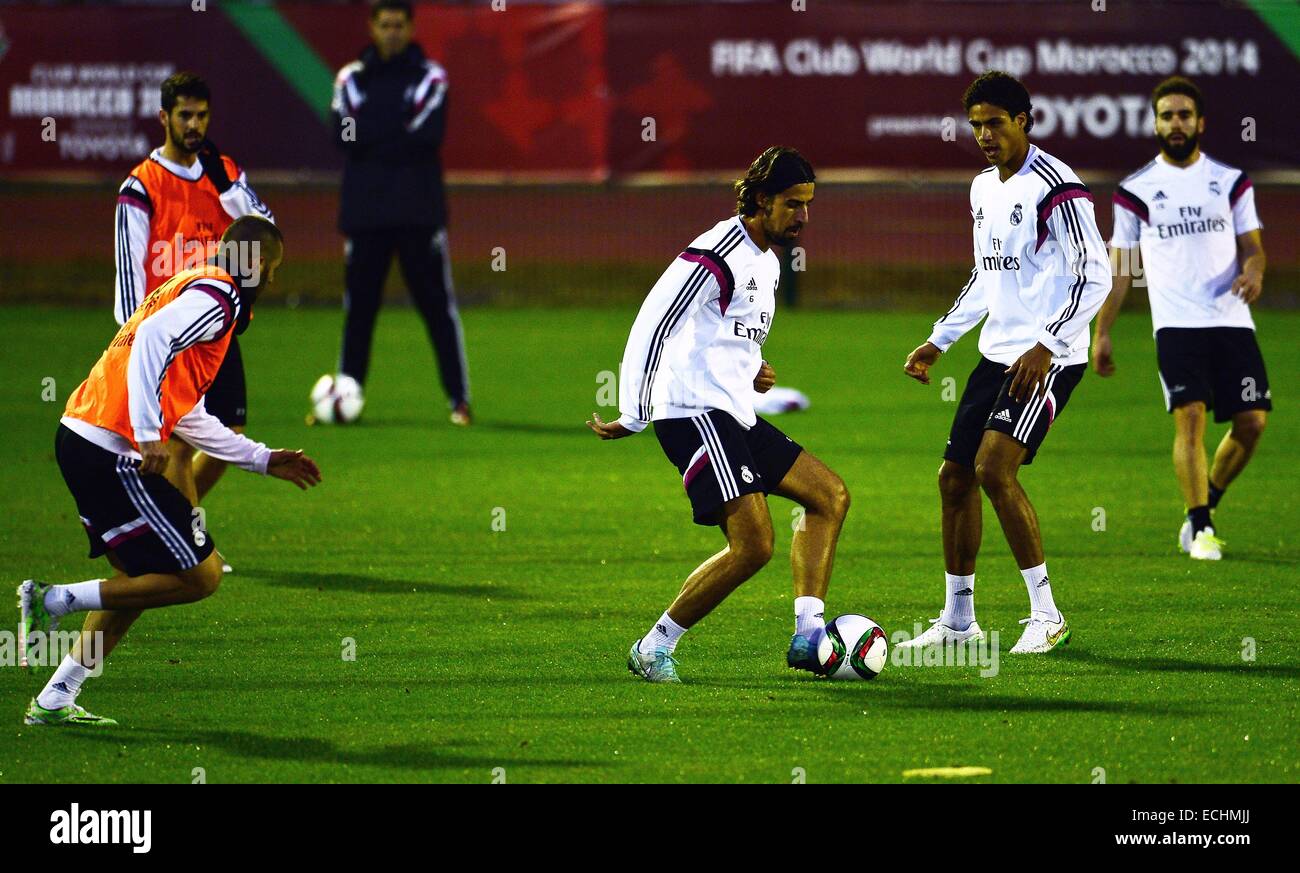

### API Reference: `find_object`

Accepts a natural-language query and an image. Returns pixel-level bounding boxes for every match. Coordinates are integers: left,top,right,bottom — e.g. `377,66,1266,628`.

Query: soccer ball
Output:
817,614,888,680
309,374,364,425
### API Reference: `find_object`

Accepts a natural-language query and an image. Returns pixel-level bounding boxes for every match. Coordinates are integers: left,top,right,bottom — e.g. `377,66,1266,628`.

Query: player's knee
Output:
1174,402,1206,433
938,463,976,502
974,460,1014,495
180,559,222,601
817,474,851,520
1232,414,1266,447
732,529,774,573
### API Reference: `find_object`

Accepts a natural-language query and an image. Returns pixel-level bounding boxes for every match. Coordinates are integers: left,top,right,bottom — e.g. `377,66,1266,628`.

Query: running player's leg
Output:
940,460,981,578
395,226,470,411
1210,410,1266,493
898,359,998,649
1172,401,1210,514
768,449,849,673
666,493,774,627
770,451,849,603
973,430,1040,569
164,435,198,505
339,231,394,386
1205,328,1271,514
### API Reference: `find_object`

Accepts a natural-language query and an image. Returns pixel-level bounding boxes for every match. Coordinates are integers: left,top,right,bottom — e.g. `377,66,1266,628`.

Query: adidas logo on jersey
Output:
1153,190,1168,200
974,208,984,224
993,408,1014,423
746,277,759,292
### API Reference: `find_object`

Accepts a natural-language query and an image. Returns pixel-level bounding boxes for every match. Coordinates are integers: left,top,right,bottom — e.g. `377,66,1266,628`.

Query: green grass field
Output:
0,305,1296,783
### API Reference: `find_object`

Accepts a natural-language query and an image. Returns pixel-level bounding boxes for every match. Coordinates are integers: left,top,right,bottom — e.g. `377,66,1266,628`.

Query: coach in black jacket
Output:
331,0,471,425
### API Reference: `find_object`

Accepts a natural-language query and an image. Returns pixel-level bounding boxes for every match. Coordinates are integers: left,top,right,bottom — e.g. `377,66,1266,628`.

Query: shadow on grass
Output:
1054,647,1300,679
59,728,598,774
799,682,1201,716
246,569,526,599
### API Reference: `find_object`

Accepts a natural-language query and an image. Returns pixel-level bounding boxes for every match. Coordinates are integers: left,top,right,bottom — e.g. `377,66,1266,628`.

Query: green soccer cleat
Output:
627,639,682,683
16,580,58,668
24,698,118,727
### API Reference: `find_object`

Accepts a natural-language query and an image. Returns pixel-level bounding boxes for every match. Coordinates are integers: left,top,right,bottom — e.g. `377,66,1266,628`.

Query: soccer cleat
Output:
627,639,681,683
786,632,825,675
1009,613,1071,654
24,698,117,727
217,550,233,574
450,403,472,427
1178,518,1193,553
16,580,58,668
1189,529,1225,561
894,618,985,650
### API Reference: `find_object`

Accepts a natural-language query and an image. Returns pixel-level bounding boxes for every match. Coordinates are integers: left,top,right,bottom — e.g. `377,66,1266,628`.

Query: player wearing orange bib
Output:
17,217,319,727
115,72,274,573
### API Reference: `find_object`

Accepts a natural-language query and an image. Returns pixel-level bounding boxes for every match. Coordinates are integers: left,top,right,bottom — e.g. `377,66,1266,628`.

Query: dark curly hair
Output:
963,71,1034,134
734,147,816,217
160,72,210,114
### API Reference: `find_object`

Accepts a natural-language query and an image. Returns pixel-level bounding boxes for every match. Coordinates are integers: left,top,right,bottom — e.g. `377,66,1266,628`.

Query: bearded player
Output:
17,217,319,726
899,72,1111,655
114,72,275,573
588,147,851,683
1092,76,1268,561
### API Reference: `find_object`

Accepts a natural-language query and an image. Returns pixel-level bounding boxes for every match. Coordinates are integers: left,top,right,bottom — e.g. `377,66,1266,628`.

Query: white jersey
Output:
1111,152,1261,333
929,144,1111,367
617,216,780,432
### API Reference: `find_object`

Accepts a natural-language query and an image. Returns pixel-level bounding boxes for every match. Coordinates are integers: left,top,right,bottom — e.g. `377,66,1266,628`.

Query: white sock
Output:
1021,563,1060,623
37,655,91,710
940,573,976,631
640,611,688,654
43,580,104,618
794,596,826,639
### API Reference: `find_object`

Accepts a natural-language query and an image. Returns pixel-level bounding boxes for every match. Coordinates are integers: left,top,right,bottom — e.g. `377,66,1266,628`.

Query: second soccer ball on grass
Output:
308,374,365,425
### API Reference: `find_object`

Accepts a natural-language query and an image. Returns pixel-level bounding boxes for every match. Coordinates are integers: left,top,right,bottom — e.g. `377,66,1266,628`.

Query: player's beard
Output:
170,121,203,155
1157,129,1198,162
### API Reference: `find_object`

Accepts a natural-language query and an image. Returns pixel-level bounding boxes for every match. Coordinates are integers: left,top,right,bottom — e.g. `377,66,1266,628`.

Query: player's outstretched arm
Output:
903,342,942,385
587,412,633,440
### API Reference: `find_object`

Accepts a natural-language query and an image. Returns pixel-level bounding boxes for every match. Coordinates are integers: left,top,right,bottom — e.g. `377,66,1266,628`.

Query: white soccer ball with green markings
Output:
817,614,888,680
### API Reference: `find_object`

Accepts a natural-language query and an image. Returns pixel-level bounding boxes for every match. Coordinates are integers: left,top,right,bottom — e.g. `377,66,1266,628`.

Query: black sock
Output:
1188,505,1213,535
1208,481,1226,510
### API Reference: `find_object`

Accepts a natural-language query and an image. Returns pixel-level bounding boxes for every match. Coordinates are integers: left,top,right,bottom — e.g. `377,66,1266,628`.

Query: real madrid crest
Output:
1010,203,1023,226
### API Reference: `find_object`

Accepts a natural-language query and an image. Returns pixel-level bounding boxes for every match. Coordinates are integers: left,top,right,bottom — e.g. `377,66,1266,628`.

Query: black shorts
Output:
205,335,246,427
944,356,1086,468
55,424,214,577
654,410,804,526
1156,327,1272,423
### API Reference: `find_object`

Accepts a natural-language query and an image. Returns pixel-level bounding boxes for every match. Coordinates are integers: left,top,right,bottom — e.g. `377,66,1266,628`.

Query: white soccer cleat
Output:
895,618,985,649
1178,519,1193,553
1189,529,1224,561
1009,613,1071,654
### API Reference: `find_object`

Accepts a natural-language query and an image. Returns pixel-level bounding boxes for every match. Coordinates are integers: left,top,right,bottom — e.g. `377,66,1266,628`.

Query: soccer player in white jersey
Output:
900,72,1111,654
1092,76,1268,562
587,147,852,683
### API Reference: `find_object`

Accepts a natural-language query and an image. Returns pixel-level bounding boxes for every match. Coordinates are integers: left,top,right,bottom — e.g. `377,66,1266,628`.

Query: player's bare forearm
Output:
1095,248,1135,337
1233,232,1266,304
